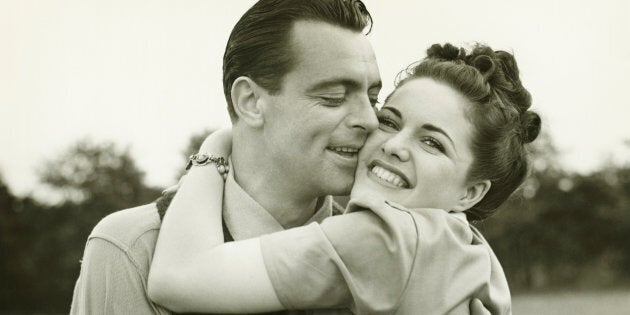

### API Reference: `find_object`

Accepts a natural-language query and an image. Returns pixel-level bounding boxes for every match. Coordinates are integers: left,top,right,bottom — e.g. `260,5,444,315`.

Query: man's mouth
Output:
327,146,359,158
369,164,410,188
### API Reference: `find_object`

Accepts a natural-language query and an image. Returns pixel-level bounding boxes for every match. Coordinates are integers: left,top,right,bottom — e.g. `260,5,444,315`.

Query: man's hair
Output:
223,0,372,121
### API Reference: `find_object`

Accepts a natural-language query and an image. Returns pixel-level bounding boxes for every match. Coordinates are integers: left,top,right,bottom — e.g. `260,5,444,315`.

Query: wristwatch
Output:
186,153,229,179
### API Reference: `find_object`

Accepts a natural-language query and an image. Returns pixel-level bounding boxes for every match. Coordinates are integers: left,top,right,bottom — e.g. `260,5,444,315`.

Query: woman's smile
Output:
367,161,410,189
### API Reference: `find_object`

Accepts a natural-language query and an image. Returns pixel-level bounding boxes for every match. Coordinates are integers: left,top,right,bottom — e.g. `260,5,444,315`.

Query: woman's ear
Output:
230,77,265,128
452,180,491,212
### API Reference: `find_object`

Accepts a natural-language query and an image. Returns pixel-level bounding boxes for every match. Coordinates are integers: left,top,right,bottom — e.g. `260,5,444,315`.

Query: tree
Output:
476,133,630,290
40,139,159,207
0,174,18,308
1,139,162,312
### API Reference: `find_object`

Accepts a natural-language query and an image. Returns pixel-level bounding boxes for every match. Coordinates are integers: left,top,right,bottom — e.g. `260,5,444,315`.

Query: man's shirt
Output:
70,169,339,314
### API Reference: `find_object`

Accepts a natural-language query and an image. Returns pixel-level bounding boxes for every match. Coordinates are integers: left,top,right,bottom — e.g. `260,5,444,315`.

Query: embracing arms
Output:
147,134,409,313
148,130,496,314
147,129,283,313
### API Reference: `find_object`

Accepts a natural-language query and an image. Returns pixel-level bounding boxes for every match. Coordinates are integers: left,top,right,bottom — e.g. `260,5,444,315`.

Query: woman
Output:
148,43,541,314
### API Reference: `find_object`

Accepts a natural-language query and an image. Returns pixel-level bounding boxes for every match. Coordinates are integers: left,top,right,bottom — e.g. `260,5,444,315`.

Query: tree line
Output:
0,132,628,313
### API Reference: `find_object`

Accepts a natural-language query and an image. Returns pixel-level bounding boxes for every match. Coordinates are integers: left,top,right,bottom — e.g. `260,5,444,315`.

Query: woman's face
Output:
351,77,477,211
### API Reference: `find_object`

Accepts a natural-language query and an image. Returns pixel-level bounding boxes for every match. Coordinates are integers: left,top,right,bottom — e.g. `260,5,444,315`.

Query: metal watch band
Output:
186,153,229,179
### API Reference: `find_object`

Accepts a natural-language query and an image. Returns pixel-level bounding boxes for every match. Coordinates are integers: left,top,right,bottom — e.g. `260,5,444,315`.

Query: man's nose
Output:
346,97,378,132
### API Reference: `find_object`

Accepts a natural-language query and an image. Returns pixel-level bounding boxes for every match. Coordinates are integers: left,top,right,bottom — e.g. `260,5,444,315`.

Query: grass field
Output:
512,289,630,314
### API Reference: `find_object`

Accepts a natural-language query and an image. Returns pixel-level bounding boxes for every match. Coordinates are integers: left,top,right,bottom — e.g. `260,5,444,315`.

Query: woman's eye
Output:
421,137,444,152
377,117,399,131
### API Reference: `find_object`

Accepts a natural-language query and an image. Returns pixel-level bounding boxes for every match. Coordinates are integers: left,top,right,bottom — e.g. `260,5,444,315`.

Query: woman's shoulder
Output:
321,198,421,260
375,201,476,247
342,197,463,235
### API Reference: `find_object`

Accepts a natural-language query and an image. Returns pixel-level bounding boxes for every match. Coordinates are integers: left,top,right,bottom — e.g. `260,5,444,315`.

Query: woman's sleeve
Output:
260,198,419,314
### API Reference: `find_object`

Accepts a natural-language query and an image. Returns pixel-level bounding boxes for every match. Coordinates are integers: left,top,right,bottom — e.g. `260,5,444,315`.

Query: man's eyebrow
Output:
307,78,382,93
307,79,358,92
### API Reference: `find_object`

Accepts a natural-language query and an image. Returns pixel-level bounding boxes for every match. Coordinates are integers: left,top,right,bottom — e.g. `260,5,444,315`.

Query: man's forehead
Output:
289,20,376,62
287,20,380,89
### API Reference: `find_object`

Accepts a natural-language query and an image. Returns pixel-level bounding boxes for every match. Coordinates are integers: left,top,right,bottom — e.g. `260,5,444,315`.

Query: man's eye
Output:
320,97,345,106
369,98,380,107
421,137,445,153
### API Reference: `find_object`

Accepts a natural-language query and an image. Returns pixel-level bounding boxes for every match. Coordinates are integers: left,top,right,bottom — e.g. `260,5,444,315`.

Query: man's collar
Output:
223,168,334,240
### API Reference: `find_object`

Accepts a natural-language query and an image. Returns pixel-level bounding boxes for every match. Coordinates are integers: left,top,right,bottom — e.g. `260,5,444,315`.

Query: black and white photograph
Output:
1,0,629,314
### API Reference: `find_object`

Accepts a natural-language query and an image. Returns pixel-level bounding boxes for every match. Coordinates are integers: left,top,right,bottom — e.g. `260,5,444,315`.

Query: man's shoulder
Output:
73,203,170,315
89,203,162,252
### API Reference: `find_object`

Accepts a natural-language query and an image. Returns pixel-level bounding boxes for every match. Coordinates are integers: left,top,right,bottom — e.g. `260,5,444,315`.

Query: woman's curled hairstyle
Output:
396,43,541,220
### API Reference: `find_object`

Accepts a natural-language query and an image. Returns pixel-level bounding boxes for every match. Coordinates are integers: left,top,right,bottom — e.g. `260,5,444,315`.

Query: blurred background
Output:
1,0,629,313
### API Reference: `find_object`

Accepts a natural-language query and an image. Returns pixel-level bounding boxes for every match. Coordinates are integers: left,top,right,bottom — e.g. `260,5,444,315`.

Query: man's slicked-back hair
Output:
223,0,372,121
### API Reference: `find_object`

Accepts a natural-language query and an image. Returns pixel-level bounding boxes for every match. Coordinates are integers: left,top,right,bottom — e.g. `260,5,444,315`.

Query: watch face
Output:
196,154,209,164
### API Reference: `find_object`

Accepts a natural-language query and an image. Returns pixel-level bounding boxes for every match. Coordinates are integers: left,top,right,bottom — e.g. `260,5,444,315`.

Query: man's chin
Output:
327,174,354,196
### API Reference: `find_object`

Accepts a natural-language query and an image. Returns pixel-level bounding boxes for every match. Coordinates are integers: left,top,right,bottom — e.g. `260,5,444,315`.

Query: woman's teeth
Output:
371,165,408,188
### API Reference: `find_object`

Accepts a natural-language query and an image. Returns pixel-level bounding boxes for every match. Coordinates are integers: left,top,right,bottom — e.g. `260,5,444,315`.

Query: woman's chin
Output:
350,178,388,202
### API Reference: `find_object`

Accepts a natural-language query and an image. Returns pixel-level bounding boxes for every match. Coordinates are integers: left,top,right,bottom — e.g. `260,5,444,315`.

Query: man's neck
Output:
232,164,321,228
231,141,323,228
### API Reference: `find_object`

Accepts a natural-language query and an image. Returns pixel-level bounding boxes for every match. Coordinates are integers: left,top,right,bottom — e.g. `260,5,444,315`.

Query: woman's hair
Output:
394,43,541,220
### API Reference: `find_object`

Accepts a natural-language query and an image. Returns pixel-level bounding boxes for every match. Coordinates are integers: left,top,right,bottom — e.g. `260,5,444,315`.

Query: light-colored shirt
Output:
261,196,512,315
69,170,337,314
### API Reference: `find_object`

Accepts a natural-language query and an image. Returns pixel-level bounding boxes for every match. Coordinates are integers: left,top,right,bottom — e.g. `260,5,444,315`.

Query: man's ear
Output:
452,180,491,212
231,77,265,128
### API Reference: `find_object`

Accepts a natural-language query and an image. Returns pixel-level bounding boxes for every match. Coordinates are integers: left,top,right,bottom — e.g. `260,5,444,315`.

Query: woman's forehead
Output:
385,78,469,121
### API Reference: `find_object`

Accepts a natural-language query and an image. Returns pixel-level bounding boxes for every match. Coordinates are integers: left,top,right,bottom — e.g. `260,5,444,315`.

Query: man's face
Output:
260,20,381,197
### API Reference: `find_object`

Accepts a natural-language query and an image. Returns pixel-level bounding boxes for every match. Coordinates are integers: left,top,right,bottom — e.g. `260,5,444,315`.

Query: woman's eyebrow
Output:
380,106,401,118
422,123,455,148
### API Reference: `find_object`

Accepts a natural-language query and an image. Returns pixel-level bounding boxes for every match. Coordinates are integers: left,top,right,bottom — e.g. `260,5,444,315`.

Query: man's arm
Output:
70,237,167,314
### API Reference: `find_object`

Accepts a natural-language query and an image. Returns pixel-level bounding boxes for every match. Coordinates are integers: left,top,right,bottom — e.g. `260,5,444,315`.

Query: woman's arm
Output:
149,168,414,314
148,129,283,313
149,148,493,315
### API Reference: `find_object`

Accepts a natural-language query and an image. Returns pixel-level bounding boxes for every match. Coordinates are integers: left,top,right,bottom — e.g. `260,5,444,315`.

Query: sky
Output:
1,0,629,201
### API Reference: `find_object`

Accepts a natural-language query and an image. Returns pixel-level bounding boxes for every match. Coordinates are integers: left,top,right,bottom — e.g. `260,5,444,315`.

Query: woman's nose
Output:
381,134,410,161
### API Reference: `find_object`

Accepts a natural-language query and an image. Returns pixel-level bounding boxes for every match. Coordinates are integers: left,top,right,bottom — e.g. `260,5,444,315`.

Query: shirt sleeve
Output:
69,237,168,315
260,197,418,314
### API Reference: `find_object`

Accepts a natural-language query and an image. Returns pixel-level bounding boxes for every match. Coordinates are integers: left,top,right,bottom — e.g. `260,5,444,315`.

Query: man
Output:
71,0,379,313
70,1,493,313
